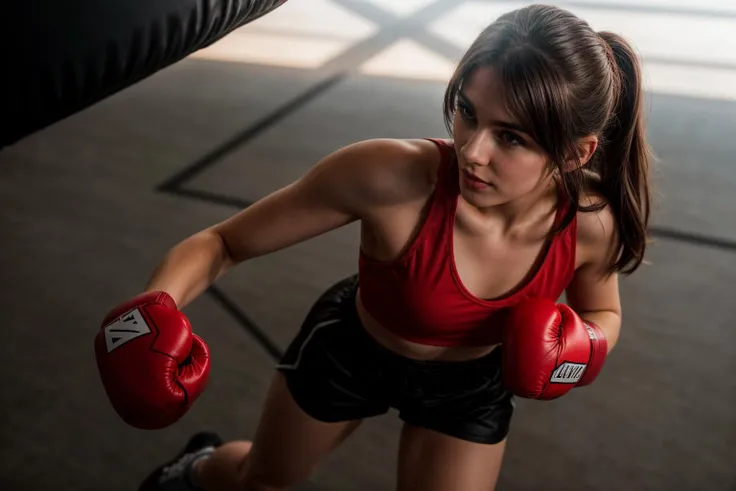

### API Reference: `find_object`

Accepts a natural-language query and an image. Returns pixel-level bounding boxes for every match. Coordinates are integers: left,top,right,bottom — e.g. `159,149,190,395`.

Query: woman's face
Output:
452,66,552,211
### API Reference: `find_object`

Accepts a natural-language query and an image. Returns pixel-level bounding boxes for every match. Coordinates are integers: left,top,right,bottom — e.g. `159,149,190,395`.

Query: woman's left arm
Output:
566,203,623,354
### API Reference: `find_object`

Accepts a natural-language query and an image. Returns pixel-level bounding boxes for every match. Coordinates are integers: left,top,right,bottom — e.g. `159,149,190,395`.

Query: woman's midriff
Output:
354,289,499,362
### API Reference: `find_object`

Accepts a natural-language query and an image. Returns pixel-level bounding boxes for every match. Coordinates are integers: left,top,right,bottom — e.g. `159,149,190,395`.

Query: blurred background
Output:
1,0,735,490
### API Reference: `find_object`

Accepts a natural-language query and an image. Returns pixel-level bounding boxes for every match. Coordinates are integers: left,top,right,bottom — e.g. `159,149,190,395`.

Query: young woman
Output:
94,4,652,491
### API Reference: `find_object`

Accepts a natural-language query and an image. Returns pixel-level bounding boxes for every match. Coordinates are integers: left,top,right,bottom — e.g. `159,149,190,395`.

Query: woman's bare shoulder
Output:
327,137,446,204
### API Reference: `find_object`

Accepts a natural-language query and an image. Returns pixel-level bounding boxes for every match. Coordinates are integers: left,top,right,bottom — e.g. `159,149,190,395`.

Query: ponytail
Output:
597,31,653,275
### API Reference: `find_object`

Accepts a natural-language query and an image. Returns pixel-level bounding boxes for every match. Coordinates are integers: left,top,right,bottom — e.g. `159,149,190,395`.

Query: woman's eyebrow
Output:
459,90,528,134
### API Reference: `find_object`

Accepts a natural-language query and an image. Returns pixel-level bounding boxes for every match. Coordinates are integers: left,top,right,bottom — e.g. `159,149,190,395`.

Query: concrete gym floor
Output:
1,1,734,490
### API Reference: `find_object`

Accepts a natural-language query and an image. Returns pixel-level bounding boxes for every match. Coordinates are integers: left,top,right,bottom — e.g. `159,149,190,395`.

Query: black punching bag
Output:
0,0,288,148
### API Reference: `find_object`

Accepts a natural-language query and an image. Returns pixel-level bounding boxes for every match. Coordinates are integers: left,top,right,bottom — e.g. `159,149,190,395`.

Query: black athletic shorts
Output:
276,275,515,445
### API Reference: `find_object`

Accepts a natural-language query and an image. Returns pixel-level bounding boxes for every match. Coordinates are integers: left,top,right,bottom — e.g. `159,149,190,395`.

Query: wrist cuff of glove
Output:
145,290,178,310
577,321,608,386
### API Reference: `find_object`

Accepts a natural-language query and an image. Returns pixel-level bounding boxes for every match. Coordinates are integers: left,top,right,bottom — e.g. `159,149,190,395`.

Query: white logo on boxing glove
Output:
583,323,598,340
103,308,152,353
550,362,587,383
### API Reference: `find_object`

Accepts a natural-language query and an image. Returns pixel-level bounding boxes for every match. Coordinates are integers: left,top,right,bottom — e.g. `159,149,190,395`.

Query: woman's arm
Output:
144,138,431,308
566,200,623,353
501,197,626,400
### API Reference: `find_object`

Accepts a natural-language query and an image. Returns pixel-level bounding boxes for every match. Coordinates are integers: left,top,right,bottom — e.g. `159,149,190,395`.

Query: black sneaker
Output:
139,431,224,491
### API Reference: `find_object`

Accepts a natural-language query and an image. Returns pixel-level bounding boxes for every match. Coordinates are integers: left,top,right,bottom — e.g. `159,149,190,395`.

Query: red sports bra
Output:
357,138,577,347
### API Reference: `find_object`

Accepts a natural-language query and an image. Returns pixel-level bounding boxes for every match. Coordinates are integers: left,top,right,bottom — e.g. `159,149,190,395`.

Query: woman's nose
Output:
461,129,495,166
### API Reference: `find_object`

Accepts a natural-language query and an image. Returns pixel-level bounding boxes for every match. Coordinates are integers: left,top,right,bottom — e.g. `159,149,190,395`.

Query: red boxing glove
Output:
501,298,608,400
94,291,211,429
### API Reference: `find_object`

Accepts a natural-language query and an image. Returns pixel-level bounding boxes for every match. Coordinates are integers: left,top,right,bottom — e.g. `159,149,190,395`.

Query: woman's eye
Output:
500,130,524,147
458,104,474,121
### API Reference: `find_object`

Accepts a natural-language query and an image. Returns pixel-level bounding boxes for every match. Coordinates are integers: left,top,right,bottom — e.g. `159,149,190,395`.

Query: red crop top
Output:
357,138,578,347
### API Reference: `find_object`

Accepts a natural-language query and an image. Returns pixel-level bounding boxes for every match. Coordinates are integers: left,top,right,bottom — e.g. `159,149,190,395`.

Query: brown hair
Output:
443,4,653,275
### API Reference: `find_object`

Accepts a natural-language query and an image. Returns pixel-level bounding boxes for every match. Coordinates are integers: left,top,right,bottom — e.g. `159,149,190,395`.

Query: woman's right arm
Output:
143,138,431,308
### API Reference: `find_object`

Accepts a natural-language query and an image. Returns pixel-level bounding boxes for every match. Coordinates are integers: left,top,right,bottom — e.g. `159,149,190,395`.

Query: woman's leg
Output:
195,371,362,491
396,425,507,491
192,274,387,491
139,371,361,491
393,348,514,491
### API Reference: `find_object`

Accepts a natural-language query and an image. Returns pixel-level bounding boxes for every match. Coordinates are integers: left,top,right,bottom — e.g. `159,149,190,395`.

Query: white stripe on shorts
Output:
275,319,342,370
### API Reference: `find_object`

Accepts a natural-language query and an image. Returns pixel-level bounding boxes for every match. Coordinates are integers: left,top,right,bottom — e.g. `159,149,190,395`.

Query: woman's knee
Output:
197,439,307,491
196,441,254,490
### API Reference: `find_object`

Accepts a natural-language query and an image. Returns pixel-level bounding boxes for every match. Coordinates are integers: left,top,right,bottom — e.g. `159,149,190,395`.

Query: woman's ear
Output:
562,136,598,172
